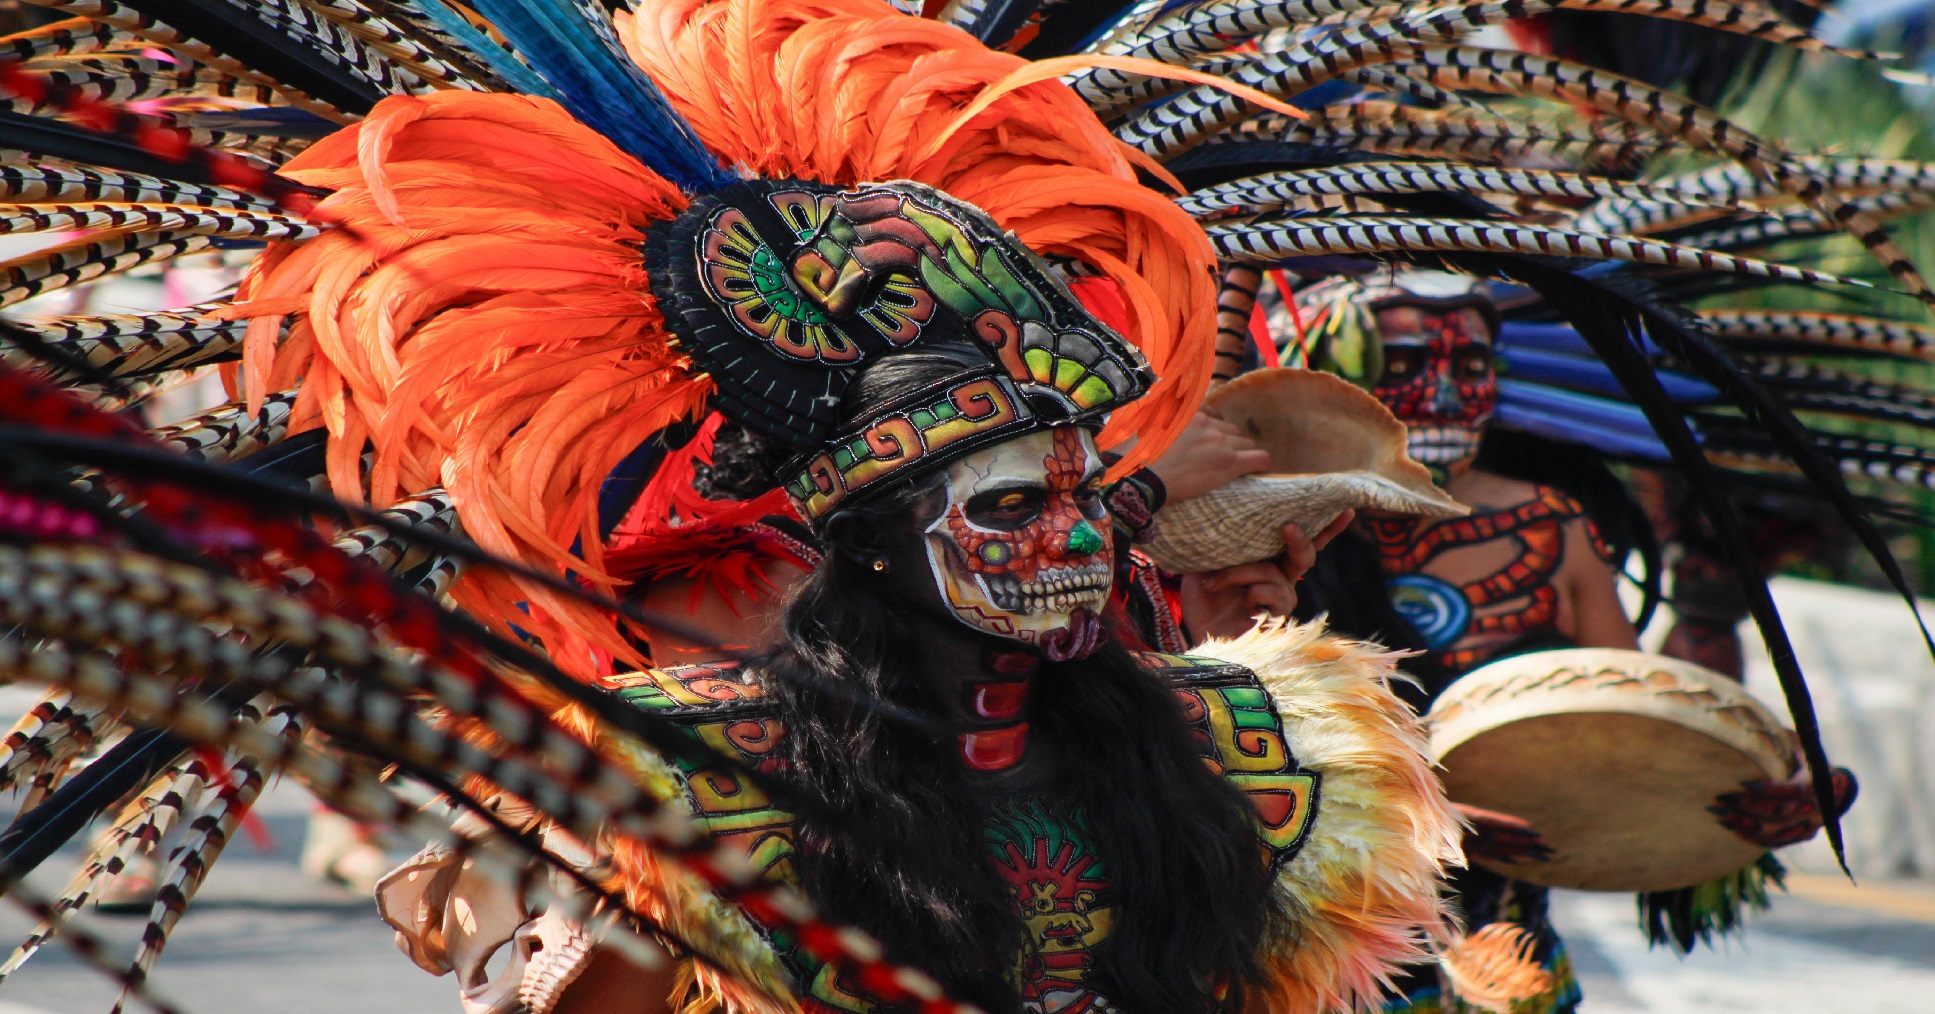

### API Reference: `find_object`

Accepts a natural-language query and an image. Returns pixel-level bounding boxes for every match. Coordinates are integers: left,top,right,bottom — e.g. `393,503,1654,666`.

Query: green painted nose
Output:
1066,520,1104,557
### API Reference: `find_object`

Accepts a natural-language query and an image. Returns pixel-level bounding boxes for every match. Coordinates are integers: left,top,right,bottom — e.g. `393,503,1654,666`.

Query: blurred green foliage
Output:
1690,45,1935,590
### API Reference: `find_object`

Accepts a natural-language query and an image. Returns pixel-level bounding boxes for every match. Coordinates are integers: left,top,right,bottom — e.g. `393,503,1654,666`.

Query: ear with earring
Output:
871,557,891,574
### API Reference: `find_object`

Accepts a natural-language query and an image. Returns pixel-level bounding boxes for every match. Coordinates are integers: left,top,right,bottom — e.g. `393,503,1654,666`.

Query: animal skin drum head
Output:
1427,649,1795,892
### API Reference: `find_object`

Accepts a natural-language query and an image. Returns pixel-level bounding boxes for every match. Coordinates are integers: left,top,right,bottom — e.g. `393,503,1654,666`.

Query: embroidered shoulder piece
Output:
599,667,884,1010
597,665,796,885
1139,652,1323,874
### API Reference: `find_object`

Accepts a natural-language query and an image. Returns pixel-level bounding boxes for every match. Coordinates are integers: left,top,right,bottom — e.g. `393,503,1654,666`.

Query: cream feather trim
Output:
1197,617,1465,1014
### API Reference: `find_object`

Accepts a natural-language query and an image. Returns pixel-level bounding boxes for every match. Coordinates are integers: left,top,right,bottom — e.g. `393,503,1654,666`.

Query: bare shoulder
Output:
1443,467,1541,510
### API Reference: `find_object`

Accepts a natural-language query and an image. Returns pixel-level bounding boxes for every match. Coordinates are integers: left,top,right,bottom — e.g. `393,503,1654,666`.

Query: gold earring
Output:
871,558,890,573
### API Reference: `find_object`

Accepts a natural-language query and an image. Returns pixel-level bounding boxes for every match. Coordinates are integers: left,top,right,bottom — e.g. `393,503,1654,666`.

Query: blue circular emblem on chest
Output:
1387,573,1472,650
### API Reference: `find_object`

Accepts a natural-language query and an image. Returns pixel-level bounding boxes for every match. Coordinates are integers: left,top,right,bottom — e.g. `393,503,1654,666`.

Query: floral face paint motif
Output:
924,427,1112,661
1370,304,1497,467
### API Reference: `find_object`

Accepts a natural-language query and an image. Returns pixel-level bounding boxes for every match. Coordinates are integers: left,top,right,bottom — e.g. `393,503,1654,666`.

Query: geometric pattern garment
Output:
1363,485,1615,674
1363,486,1606,1014
599,653,1321,1012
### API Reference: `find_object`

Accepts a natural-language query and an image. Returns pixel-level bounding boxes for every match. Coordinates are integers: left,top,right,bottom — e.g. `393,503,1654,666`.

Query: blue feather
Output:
460,0,736,192
1497,379,1691,461
1498,345,1718,403
410,0,565,100
1497,321,1666,358
1496,403,1675,460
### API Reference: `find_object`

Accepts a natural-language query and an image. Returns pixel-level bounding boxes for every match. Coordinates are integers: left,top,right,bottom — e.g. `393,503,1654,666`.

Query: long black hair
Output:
752,352,1280,1012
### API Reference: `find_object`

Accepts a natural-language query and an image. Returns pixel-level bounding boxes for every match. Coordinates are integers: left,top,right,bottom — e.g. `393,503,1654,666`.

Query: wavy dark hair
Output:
752,351,1279,1012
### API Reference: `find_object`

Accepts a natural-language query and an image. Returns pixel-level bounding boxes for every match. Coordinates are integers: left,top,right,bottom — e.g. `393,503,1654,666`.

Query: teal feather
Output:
461,0,735,192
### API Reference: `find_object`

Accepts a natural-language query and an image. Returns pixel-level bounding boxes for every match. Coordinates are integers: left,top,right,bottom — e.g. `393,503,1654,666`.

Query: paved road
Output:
1554,882,1935,1013
0,777,1930,1013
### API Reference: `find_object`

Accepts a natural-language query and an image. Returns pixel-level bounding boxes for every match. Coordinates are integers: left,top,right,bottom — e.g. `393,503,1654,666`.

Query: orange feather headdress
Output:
227,0,1219,671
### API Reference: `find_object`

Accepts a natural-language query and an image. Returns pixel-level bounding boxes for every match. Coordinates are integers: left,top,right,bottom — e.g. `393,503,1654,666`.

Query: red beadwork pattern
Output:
959,724,1031,771
971,680,1030,721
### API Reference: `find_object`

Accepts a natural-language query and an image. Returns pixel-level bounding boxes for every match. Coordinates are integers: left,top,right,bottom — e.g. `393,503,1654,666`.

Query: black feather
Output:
0,728,187,891
1493,261,1898,872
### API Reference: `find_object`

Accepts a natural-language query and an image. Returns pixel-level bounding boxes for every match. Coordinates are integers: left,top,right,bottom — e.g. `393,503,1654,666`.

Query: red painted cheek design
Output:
1373,312,1496,427
940,428,1108,583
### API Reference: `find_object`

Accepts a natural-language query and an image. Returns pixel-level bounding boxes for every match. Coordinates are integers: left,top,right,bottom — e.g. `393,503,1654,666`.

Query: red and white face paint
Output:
1370,304,1497,467
924,427,1112,660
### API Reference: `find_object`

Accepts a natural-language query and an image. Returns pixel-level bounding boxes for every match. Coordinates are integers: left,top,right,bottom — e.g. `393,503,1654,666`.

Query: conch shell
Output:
1142,369,1466,573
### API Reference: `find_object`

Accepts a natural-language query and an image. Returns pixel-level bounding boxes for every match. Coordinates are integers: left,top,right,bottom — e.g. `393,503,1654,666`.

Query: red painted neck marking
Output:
959,650,1038,770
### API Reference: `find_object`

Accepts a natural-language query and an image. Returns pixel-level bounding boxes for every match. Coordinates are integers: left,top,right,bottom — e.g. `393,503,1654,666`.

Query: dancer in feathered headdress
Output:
0,0,1927,1011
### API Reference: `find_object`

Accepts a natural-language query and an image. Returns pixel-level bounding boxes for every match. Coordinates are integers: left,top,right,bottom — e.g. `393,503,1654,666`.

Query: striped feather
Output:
0,164,274,210
14,0,358,120
0,231,213,310
1219,103,1672,164
0,753,209,982
3,55,288,112
1091,0,1862,76
0,631,674,1001
117,700,298,1009
204,0,430,97
1112,2,1525,155
1334,65,1483,109
0,861,189,1014
1374,46,1935,305
1179,162,1730,217
292,0,488,91
1079,0,1869,115
0,204,318,241
1748,362,1935,429
1572,157,1935,235
1,16,131,61
1667,193,1935,252
1206,216,1865,288
1213,264,1264,383
327,487,462,582
2,304,250,381
0,689,93,791
146,389,300,462
1697,310,1935,362
1708,432,1935,491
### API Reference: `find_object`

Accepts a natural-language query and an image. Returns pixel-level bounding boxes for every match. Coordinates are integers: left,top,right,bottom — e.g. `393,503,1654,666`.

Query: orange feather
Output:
229,1,1227,670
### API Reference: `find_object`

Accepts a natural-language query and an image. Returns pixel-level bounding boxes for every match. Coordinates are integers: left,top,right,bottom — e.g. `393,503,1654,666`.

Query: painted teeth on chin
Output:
985,573,1023,612
979,562,1109,615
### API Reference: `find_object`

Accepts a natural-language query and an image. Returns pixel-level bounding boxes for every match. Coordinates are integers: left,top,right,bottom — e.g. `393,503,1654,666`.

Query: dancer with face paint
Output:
0,0,1919,1009
350,167,1461,1012
1294,272,1639,675
1261,271,1854,1014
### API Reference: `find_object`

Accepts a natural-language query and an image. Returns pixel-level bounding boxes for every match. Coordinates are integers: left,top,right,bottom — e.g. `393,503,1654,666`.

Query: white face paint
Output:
920,428,1113,660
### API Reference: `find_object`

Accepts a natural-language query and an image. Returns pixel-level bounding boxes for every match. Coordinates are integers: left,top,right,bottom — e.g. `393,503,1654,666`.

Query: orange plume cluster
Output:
623,0,1219,472
225,0,1221,671
226,92,702,668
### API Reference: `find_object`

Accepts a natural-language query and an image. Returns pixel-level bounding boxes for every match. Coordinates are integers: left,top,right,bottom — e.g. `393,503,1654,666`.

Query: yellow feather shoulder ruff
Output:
1196,617,1465,1014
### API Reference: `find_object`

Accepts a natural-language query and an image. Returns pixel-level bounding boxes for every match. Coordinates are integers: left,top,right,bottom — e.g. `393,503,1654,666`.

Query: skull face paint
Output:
924,427,1112,660
1370,304,1497,467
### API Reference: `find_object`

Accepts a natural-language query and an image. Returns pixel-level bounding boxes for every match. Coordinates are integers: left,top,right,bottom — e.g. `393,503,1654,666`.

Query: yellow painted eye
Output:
997,493,1027,509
